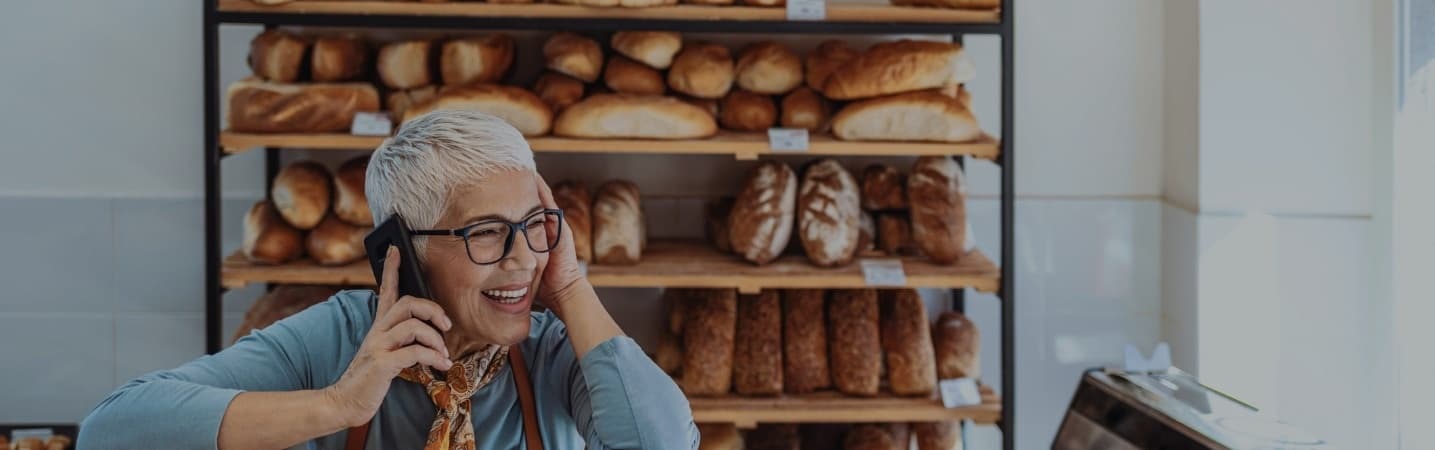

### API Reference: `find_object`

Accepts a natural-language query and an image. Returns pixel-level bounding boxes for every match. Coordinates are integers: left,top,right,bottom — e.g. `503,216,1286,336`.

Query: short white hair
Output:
366,110,536,251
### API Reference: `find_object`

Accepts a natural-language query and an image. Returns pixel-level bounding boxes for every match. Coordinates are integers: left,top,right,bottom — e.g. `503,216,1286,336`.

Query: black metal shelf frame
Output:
203,4,1014,448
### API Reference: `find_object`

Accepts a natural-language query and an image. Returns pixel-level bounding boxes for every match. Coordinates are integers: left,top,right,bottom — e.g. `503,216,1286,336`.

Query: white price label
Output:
767,128,810,152
786,0,826,21
860,259,907,287
350,112,393,136
939,378,982,408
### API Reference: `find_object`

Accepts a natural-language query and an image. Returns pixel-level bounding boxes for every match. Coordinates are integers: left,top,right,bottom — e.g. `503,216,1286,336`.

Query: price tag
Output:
939,378,982,408
767,128,809,152
860,259,907,287
350,112,393,136
786,0,826,21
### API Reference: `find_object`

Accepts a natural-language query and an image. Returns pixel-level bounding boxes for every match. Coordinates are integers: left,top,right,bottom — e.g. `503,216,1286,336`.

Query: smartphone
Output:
364,214,434,300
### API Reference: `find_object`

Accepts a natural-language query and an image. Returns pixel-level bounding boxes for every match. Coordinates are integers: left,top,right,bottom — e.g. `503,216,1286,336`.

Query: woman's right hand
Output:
324,246,454,427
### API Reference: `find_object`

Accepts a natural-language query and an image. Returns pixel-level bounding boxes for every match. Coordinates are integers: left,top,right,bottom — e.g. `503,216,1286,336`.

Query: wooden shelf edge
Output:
689,387,1001,428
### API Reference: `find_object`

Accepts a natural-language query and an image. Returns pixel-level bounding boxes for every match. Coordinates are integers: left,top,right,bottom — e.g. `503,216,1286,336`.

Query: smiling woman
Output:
77,110,700,450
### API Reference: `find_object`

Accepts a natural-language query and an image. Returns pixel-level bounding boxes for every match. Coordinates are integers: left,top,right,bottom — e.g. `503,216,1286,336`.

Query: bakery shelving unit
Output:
203,1,1015,448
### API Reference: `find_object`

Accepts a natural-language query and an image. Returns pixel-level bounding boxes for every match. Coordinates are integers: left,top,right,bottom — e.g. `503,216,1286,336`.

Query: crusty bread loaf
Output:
551,181,593,262
719,89,778,132
592,180,645,265
857,211,876,254
748,424,800,450
306,214,369,266
231,285,339,343
553,0,676,7
908,156,968,264
310,36,367,83
805,40,859,91
668,42,734,99
377,40,435,90
880,289,938,396
248,29,308,83
832,90,983,142
441,34,515,86
682,289,739,396
333,155,371,226
271,161,332,230
862,164,908,211
666,288,691,335
532,72,585,112
892,0,1000,9
912,422,961,450
729,161,798,265
884,423,912,450
736,41,803,95
822,40,976,100
934,311,980,379
829,289,882,396
698,424,744,450
604,55,667,95
611,31,683,70
877,213,915,256
706,197,736,253
402,83,553,136
782,289,831,394
656,326,684,375
385,86,438,122
227,79,381,133
554,94,717,139
243,200,304,265
681,95,720,118
734,290,783,395
844,425,900,450
780,87,829,132
797,159,861,267
544,32,603,83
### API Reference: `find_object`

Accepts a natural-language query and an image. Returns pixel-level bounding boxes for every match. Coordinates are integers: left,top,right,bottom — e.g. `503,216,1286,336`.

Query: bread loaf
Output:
748,424,800,450
698,424,743,450
666,288,691,335
912,422,962,450
592,180,645,265
857,212,876,254
822,40,975,100
385,86,438,122
844,425,900,450
551,181,593,262
377,40,434,89
805,40,859,91
734,290,783,395
884,424,912,450
310,36,367,83
227,79,381,133
272,161,332,230
880,290,938,395
441,34,515,86
876,214,913,256
934,311,979,379
15,438,44,450
544,32,603,83
232,285,339,343
611,31,683,69
829,289,881,396
743,0,785,5
333,155,371,226
684,0,736,5
682,289,739,396
248,29,308,83
736,41,803,95
656,326,684,375
892,0,1000,9
782,289,830,394
604,55,666,95
832,90,982,142
668,42,734,99
243,200,304,265
553,0,675,7
719,89,778,132
706,197,735,253
780,87,829,132
305,215,369,266
729,161,798,265
532,72,585,112
45,435,72,450
554,94,717,139
681,95,720,118
402,83,553,136
862,164,907,211
908,156,968,264
797,159,861,267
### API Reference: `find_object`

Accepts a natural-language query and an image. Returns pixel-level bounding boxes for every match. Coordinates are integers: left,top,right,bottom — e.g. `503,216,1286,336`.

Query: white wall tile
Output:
0,315,115,423
114,313,205,385
0,198,114,313
113,199,204,313
1160,204,1200,373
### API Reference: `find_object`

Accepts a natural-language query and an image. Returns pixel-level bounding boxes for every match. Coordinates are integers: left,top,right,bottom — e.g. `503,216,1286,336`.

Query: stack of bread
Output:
230,285,343,343
229,30,380,133
818,40,983,143
243,157,374,266
549,179,647,265
712,155,971,267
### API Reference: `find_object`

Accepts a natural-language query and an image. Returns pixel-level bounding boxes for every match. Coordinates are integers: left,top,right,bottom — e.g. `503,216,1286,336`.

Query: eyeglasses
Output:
412,209,564,265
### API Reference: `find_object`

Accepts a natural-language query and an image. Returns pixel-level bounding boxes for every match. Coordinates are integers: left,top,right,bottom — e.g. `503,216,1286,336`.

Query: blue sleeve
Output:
532,313,700,450
78,292,372,450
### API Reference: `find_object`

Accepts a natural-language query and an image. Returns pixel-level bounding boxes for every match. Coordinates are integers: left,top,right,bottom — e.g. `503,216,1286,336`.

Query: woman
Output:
80,110,699,449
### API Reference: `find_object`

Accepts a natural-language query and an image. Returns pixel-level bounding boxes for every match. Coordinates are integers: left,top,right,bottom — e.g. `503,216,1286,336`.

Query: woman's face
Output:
422,169,547,348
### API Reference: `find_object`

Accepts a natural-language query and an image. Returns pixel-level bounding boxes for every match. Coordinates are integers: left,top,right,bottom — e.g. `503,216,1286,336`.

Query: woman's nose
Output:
498,239,539,272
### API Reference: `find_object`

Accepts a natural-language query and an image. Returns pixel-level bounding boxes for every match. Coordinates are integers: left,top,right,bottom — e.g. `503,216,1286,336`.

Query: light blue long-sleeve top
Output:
79,290,699,449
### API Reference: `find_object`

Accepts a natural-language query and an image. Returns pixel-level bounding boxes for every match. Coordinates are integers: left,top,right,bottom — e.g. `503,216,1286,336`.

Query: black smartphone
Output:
364,214,434,300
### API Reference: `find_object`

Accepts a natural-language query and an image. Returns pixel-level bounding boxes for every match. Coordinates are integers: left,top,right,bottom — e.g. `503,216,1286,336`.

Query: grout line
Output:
1158,198,1373,220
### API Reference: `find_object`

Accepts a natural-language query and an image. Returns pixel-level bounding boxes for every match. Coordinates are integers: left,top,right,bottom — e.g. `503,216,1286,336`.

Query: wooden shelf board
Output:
216,0,1000,25
223,239,1000,292
220,131,1001,160
690,386,1000,428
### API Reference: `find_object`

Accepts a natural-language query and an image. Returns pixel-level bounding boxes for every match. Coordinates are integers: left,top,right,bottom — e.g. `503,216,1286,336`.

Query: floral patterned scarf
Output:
398,344,510,450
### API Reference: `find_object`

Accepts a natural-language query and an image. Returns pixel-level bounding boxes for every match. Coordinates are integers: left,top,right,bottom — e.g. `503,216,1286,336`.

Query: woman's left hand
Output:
534,173,589,311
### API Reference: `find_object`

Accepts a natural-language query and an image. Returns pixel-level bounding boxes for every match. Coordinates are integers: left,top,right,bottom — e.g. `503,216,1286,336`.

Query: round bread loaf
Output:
543,32,603,83
554,94,717,139
248,29,308,83
805,40,858,90
844,425,901,450
668,42,734,99
736,41,803,95
611,31,683,69
333,155,371,226
592,180,645,265
861,164,908,211
532,71,585,112
242,200,304,265
385,86,438,122
271,161,332,230
728,161,798,265
934,311,980,379
604,55,666,95
440,34,515,86
719,89,777,132
551,180,593,262
402,83,553,136
310,36,367,83
377,40,434,90
780,87,829,131
305,214,369,266
797,158,861,267
908,156,968,264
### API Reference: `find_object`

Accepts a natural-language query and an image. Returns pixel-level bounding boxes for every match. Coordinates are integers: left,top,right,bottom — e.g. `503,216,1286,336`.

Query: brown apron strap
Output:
343,349,544,450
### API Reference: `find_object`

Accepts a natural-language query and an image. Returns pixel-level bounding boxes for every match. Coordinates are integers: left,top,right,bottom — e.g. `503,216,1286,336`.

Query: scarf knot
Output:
398,344,509,450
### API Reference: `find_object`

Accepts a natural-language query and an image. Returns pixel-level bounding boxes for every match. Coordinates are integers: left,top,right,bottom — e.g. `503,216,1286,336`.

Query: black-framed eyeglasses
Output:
412,208,564,265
